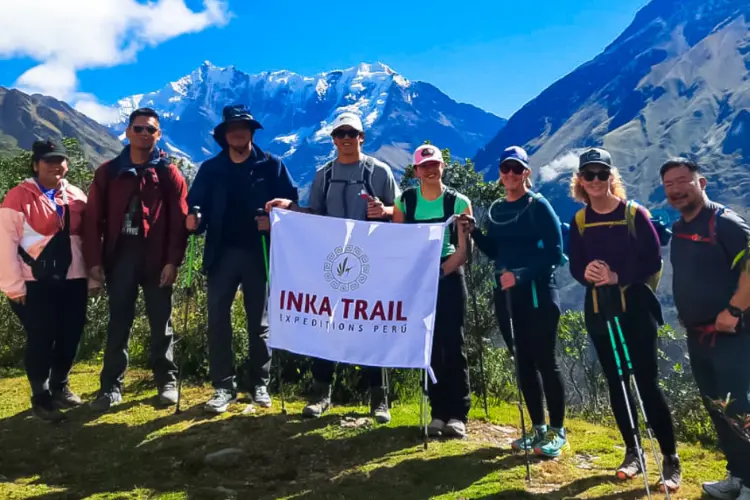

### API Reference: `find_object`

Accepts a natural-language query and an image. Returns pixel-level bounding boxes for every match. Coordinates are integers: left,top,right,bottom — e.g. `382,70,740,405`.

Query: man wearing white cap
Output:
267,111,400,423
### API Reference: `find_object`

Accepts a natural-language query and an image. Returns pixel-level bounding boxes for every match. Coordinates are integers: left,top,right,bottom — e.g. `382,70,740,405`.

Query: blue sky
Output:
0,0,648,119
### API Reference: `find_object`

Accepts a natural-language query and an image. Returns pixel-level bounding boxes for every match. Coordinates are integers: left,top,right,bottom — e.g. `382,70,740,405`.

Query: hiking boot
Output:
534,427,569,458
616,447,643,480
658,454,682,493
158,383,179,406
370,387,391,424
428,418,445,437
737,486,750,500
90,391,122,413
703,473,742,500
512,424,546,452
204,389,237,414
303,382,331,419
51,385,82,409
443,419,467,438
253,386,272,408
32,397,67,423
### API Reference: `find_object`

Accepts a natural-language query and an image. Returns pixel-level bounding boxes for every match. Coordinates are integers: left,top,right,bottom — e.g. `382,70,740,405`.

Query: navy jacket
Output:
187,144,298,271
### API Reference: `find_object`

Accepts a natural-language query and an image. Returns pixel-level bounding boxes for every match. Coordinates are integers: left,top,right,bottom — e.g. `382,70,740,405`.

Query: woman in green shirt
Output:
393,144,473,438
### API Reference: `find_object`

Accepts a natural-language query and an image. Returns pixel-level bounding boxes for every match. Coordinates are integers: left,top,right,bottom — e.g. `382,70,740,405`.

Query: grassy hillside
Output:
0,365,726,499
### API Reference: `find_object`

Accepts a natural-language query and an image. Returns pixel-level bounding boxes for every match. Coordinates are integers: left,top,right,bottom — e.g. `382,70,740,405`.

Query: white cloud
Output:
0,0,230,121
538,150,582,183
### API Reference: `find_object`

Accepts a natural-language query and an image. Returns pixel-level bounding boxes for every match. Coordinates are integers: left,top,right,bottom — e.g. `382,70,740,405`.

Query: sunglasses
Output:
581,170,611,182
132,125,159,135
332,129,361,139
500,161,527,175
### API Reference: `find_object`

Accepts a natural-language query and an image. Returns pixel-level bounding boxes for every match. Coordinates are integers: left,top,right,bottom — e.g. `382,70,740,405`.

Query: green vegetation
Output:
0,365,727,499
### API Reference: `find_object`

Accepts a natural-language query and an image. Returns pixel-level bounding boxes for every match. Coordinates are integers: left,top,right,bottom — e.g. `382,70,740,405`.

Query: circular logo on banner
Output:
324,245,370,292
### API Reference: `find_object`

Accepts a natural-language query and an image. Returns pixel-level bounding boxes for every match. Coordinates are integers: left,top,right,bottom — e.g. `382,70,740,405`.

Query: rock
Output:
199,486,238,499
340,416,371,429
204,448,245,467
241,404,256,415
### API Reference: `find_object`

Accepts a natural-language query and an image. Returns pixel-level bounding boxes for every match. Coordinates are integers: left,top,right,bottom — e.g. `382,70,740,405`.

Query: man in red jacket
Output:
83,108,189,412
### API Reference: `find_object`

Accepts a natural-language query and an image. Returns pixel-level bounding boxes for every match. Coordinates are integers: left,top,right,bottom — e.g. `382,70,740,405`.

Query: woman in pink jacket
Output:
0,140,89,422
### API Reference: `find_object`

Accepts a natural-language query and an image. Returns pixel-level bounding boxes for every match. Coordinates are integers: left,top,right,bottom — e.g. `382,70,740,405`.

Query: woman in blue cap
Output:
459,146,568,458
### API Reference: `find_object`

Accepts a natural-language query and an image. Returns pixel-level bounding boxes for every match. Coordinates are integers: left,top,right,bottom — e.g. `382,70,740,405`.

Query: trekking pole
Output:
257,208,286,416
598,287,652,499
465,225,489,418
175,205,199,415
504,283,531,482
601,290,669,499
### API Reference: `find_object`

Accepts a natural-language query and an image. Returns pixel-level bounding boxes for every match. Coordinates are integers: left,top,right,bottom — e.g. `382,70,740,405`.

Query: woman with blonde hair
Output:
568,148,680,492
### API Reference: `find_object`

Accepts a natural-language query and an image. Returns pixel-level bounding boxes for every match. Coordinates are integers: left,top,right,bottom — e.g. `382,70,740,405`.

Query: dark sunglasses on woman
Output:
500,161,527,175
581,170,611,182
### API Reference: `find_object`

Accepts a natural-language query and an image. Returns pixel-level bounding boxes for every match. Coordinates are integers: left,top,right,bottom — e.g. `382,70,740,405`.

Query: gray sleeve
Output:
717,209,750,268
378,165,400,206
308,168,326,215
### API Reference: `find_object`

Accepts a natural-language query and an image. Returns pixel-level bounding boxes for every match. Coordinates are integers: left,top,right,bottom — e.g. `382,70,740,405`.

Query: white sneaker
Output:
427,418,445,437
443,419,467,438
737,486,750,500
703,474,742,500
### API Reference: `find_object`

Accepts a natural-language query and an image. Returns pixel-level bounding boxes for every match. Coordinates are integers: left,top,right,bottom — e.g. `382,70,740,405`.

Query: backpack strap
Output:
361,156,376,198
443,187,458,246
402,187,418,223
575,208,587,236
320,160,335,216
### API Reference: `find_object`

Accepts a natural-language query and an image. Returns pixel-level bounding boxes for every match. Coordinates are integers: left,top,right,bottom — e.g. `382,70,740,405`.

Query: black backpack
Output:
401,186,459,245
18,199,72,282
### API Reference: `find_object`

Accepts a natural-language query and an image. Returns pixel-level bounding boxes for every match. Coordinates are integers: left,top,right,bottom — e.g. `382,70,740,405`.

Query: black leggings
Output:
585,285,677,455
10,279,88,404
494,283,565,429
429,270,471,422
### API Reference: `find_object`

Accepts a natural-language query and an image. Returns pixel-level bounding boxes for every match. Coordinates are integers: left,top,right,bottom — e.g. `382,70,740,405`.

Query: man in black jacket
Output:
187,105,298,414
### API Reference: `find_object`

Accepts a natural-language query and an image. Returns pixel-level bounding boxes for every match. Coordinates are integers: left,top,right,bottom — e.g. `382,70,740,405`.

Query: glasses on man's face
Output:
132,125,159,135
581,170,611,182
500,161,526,175
332,129,360,140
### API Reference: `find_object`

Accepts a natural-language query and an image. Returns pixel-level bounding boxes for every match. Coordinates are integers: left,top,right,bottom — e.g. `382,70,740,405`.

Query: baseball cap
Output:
499,146,529,169
579,148,613,170
331,112,364,133
32,139,69,162
413,144,443,166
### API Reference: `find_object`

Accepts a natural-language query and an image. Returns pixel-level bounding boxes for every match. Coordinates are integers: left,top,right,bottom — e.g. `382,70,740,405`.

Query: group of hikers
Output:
1,103,749,499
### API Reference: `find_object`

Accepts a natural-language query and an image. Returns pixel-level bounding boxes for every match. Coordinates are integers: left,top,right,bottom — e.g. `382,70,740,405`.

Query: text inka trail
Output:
279,291,409,334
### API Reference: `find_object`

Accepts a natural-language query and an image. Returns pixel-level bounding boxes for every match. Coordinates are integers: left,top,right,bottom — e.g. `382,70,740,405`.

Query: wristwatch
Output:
727,305,744,318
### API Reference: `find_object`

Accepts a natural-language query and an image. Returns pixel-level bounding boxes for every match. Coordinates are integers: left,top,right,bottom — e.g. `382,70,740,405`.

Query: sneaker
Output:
658,454,682,493
512,425,546,452
427,418,445,437
616,447,644,481
90,391,123,412
253,386,272,408
737,486,750,500
204,389,237,414
443,419,467,438
703,473,742,500
51,385,82,409
534,427,569,458
159,384,179,406
32,398,67,423
302,384,331,419
370,387,391,424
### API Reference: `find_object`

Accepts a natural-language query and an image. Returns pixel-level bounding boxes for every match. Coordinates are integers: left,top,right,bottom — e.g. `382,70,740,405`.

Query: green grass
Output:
0,364,726,499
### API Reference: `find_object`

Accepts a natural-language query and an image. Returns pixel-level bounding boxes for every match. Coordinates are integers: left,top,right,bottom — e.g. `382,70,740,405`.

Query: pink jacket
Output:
0,179,88,299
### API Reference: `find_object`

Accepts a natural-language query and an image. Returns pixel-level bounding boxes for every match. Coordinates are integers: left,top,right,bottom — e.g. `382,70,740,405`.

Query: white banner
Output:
267,209,452,381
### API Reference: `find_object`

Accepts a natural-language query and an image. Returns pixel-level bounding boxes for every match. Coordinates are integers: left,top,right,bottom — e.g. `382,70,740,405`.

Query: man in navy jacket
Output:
187,104,298,414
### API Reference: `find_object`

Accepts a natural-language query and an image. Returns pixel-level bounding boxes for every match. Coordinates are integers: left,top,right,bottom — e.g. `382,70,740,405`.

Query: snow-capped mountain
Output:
107,61,505,195
473,0,750,319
